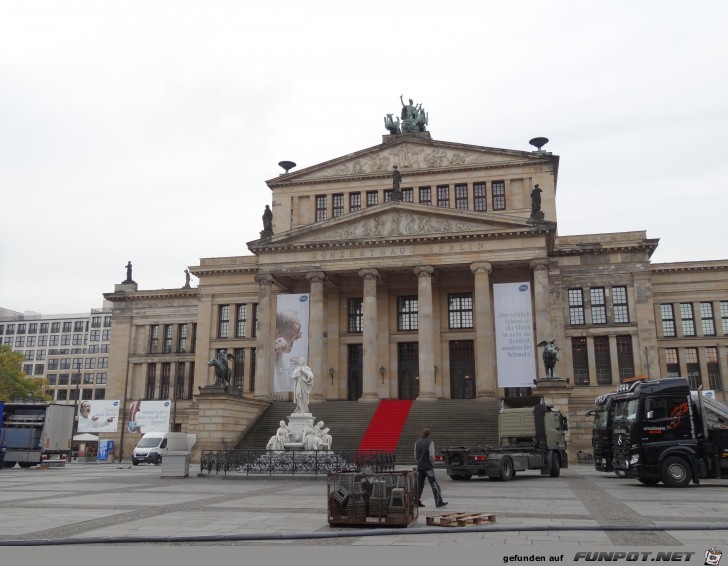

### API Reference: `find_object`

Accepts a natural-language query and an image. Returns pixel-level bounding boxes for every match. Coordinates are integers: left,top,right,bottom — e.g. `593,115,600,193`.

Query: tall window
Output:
51,322,60,333
40,323,49,333
665,348,680,377
402,188,413,202
28,323,37,333
474,182,487,211
349,192,361,212
150,325,159,353
455,184,468,210
680,303,695,336
236,305,248,338
332,193,344,218
347,298,363,333
92,317,101,328
722,301,728,335
146,364,156,399
81,389,93,400
175,363,186,399
685,347,701,389
612,286,629,323
178,324,188,353
218,305,230,338
436,185,449,207
492,181,506,210
419,187,431,205
95,389,106,400
315,195,327,221
366,191,378,207
397,296,418,331
569,289,585,325
572,337,589,385
18,323,26,333
616,335,635,381
448,293,473,329
661,304,676,337
74,321,84,332
594,336,612,385
234,349,245,390
384,189,392,202
164,325,173,354
700,302,716,336
161,363,171,399
590,288,606,324
706,347,722,391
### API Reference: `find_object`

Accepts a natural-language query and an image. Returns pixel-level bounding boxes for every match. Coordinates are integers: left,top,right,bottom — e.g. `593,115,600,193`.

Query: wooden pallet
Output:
426,512,496,527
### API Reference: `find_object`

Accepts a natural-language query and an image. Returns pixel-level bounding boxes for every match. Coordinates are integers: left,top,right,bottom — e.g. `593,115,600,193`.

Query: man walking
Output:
414,428,448,508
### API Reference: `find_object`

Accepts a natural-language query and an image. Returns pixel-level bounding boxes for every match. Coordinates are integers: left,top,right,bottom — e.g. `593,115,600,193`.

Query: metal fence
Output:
200,449,396,477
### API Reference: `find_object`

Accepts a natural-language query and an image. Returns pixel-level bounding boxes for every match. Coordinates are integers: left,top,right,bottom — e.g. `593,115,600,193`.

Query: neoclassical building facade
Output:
103,123,728,460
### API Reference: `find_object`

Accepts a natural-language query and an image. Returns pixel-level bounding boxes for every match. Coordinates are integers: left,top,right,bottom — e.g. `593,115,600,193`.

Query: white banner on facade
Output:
127,400,171,434
274,293,310,393
77,400,120,433
493,282,537,388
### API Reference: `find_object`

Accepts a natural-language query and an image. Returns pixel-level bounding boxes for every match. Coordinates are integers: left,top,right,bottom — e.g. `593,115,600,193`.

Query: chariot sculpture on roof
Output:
384,95,428,135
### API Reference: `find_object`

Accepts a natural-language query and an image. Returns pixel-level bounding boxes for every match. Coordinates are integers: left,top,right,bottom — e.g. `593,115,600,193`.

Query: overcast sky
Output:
1,1,727,315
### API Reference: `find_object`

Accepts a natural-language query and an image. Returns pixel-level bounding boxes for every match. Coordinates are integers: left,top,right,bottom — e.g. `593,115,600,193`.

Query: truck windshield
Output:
136,437,162,448
592,409,609,430
612,399,638,425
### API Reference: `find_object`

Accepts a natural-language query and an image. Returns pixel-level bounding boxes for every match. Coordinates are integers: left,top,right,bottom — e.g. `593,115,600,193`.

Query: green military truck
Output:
435,404,569,481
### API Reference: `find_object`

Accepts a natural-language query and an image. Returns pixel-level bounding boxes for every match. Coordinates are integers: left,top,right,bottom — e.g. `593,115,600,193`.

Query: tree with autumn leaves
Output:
0,345,48,402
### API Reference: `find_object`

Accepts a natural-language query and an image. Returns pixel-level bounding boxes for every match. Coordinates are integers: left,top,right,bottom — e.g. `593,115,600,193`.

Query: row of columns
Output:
253,260,551,401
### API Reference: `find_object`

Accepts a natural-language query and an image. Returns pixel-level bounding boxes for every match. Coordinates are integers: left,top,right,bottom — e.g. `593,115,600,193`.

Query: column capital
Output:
414,265,434,278
254,274,274,286
305,271,326,284
358,268,379,280
470,261,492,275
529,258,550,272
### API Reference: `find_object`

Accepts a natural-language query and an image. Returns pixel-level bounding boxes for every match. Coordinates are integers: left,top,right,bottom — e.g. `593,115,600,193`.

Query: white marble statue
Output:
291,357,314,415
313,420,332,450
266,420,290,451
302,420,332,451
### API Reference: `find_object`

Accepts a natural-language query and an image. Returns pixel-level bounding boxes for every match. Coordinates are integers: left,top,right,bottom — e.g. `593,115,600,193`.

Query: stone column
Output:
471,262,497,396
306,271,325,402
415,265,437,400
253,274,273,399
359,269,380,401
530,258,551,381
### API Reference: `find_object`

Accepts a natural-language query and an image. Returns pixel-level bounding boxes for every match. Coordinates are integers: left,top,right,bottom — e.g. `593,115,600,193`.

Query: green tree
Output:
0,345,47,402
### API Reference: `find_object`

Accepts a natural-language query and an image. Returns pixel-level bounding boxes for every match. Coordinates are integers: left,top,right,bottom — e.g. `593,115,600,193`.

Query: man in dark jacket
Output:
414,428,447,508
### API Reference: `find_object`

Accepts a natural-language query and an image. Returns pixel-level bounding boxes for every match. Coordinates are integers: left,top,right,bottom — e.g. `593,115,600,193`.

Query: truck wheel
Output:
550,454,561,478
132,461,139,466
660,456,691,488
18,462,34,468
499,458,514,481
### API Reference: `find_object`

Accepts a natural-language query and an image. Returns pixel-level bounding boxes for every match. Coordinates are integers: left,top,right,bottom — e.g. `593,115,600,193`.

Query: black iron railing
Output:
199,449,396,476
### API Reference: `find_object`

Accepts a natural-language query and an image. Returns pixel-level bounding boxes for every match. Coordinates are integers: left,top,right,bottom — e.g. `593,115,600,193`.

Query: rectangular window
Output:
40,323,49,333
81,389,93,400
60,358,71,370
146,364,156,399
47,375,56,385
26,336,36,347
88,345,99,353
685,347,701,389
569,289,585,325
2,338,10,346
89,330,100,341
315,195,327,221
74,321,84,332
164,325,173,353
661,304,676,337
49,335,59,346
612,286,629,323
38,336,47,346
24,350,34,361
48,359,59,370
680,303,695,336
5,324,14,334
51,322,60,333
178,324,189,352
15,336,24,347
590,288,607,324
436,185,449,208
700,302,716,336
92,317,101,328
402,187,413,202
473,182,486,211
102,330,110,341
36,349,46,360
594,336,612,385
56,390,67,401
347,298,363,333
706,346,723,391
104,316,112,327
176,362,186,398
448,293,473,329
72,334,83,345
349,192,361,212
98,357,108,369
84,373,94,384
218,305,230,338
665,347,680,377
572,337,589,385
18,323,26,333
252,306,257,338
28,323,37,333
722,301,728,335
161,363,171,399
95,388,106,400
58,374,69,385
492,181,506,210
96,373,107,384
616,335,635,381
332,193,344,218
23,363,33,375
366,191,378,207
236,305,247,338
34,364,44,375
233,350,245,390
397,296,418,331
455,184,468,210
384,189,392,202
419,187,431,205
69,388,79,401
150,325,159,353
85,358,96,369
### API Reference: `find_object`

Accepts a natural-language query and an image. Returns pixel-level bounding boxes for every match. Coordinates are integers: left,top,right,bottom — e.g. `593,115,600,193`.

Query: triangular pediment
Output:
249,202,550,252
267,136,554,185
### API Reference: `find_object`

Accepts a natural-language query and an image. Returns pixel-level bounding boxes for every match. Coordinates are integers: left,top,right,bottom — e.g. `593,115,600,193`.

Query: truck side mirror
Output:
561,416,568,431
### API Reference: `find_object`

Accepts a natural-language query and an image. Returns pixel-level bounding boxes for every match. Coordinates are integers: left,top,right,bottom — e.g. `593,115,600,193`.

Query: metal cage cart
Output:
327,468,418,527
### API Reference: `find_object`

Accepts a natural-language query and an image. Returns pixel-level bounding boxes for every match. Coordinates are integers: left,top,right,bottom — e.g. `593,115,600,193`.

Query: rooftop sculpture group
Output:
384,95,428,135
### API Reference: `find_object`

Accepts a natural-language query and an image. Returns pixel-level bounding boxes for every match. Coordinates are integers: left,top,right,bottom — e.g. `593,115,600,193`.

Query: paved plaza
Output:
0,461,727,563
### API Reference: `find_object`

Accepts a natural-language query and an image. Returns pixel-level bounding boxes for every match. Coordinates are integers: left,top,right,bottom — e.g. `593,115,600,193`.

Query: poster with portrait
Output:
493,282,537,388
77,400,120,433
274,293,310,393
126,400,171,434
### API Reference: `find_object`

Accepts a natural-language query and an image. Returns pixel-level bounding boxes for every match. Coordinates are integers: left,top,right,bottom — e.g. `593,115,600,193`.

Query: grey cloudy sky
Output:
1,1,726,315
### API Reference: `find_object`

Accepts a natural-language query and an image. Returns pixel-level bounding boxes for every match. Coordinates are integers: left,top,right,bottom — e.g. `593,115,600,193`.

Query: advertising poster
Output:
97,440,114,461
493,282,537,388
274,293,310,393
77,400,120,433
127,400,171,434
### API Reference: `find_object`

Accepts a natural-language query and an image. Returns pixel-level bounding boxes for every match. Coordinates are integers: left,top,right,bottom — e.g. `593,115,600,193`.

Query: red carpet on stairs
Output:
357,400,413,452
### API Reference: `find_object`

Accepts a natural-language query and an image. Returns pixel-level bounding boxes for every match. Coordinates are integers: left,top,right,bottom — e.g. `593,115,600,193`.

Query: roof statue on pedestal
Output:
383,95,428,135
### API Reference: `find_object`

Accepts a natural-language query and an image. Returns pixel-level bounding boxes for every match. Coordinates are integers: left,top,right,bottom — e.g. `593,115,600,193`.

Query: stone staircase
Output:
236,398,500,466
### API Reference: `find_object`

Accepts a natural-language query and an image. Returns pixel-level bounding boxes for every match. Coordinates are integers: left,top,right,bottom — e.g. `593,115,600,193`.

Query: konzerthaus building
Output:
103,101,728,461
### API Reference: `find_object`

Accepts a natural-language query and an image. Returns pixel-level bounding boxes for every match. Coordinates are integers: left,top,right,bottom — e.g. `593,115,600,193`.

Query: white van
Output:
131,432,196,466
